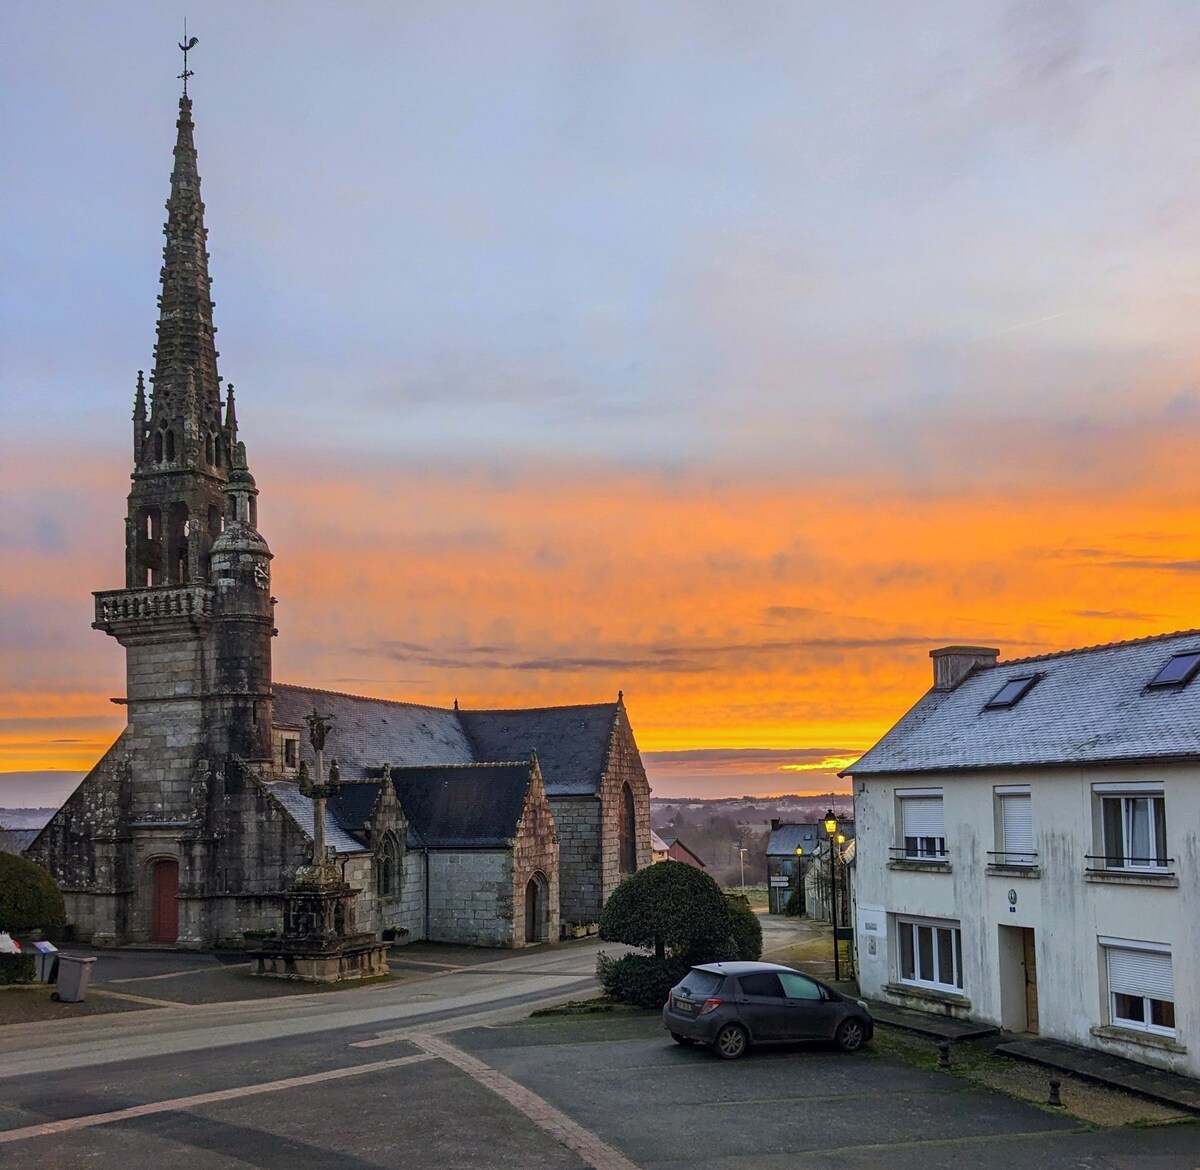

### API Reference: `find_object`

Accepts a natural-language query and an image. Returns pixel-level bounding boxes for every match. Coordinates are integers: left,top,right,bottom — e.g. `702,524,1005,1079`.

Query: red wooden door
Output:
151,859,179,943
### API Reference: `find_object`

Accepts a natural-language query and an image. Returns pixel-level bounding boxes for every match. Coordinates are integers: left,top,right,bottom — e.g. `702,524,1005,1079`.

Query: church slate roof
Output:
260,780,366,854
273,685,473,780
846,630,1200,777
331,763,534,849
458,704,618,796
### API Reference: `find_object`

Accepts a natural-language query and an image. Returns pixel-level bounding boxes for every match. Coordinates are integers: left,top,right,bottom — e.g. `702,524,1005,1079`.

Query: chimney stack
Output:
930,645,1000,691
770,818,780,831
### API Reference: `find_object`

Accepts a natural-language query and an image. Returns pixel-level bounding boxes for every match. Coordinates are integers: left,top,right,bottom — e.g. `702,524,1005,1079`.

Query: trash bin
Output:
32,940,59,983
52,954,96,1002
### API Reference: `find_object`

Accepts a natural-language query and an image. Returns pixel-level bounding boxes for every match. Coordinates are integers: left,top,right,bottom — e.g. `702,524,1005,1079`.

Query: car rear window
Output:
678,969,724,998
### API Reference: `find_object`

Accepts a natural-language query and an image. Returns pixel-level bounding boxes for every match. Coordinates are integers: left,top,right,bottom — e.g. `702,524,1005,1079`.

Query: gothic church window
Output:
376,832,401,898
619,783,636,874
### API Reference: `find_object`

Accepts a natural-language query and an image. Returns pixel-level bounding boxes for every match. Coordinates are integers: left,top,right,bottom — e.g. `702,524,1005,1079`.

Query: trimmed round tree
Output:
726,893,763,961
0,853,66,934
599,860,735,963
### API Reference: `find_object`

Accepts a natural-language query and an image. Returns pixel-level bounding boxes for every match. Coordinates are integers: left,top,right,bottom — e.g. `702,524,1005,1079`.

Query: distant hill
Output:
0,807,57,830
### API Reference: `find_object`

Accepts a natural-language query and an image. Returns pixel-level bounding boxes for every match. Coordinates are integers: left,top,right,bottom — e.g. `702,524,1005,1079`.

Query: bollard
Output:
937,1042,951,1068
1048,1078,1063,1107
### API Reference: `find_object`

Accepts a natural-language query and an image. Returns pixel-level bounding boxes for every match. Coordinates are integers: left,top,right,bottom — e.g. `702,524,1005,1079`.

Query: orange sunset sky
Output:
6,5,1200,802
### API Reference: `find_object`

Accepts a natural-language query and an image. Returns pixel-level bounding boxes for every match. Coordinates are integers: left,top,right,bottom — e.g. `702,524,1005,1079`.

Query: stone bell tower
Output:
86,75,276,941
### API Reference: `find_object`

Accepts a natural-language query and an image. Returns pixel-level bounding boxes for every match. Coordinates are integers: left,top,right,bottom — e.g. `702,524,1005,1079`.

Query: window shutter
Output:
1000,794,1033,853
1108,947,1174,1001
902,797,944,838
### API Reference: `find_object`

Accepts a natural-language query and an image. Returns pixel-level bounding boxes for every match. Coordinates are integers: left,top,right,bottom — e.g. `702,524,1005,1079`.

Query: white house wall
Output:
854,761,1199,1077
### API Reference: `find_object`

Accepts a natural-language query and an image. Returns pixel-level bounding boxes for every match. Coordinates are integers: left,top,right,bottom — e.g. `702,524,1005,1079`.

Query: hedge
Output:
0,953,36,985
726,894,763,961
596,951,689,1010
0,853,66,934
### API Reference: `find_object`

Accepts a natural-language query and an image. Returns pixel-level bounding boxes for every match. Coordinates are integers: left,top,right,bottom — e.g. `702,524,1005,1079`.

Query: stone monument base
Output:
249,879,389,983
250,932,389,983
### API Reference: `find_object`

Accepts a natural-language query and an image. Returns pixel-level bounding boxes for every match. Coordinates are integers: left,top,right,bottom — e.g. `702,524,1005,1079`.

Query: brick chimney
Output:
770,818,780,831
930,645,999,691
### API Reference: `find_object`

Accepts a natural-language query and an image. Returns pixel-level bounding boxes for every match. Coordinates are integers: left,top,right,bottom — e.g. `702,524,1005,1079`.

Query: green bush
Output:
0,853,66,933
596,951,689,1009
726,894,763,961
0,953,36,985
784,888,803,917
599,860,735,964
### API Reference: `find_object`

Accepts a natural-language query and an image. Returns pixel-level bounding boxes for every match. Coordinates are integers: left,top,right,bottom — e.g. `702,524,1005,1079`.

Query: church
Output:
26,79,652,950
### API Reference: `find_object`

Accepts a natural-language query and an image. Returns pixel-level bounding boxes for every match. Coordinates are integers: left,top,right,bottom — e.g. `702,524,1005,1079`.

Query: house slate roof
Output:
846,630,1200,776
273,685,619,798
330,763,534,849
260,780,366,854
766,823,822,857
457,704,618,796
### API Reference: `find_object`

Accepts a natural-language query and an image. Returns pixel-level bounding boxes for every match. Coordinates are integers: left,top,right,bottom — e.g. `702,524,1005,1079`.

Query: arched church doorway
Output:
524,872,549,943
150,858,179,943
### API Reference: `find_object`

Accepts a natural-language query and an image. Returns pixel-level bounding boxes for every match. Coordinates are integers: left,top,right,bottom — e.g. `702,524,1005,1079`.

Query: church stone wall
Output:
511,770,560,946
597,713,653,909
549,796,601,927
427,851,513,946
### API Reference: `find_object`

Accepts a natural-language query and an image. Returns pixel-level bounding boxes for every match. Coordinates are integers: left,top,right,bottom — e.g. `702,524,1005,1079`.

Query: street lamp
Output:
737,846,747,893
824,808,840,981
794,846,804,916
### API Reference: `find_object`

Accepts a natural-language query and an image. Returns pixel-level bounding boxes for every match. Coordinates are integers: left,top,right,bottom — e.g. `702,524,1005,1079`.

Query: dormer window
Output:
984,675,1038,710
283,736,299,769
1147,651,1200,689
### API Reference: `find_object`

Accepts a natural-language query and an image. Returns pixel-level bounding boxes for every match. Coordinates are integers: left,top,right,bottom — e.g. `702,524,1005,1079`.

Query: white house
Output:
846,635,1200,1077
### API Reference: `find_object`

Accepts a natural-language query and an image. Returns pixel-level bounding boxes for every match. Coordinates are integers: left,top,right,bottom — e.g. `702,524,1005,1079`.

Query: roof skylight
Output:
1148,651,1200,689
984,675,1039,710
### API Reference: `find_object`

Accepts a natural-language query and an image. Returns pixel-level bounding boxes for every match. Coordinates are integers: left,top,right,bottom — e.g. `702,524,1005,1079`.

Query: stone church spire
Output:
121,80,237,589
143,89,225,455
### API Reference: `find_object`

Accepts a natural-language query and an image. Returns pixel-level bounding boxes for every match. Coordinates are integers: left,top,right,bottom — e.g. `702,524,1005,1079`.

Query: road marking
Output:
106,965,237,984
411,1033,642,1170
88,988,188,1009
0,1052,435,1145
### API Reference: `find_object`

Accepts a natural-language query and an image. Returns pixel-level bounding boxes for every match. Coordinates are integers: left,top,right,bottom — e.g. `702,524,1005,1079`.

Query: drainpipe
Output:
423,846,430,940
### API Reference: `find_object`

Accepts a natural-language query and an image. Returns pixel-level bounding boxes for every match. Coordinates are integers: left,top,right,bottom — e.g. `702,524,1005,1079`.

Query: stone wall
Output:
596,709,653,912
511,766,560,946
427,851,513,946
548,795,601,927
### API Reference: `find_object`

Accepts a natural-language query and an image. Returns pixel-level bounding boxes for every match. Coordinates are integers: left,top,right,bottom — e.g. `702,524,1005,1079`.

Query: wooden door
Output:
151,859,179,943
1022,927,1039,1034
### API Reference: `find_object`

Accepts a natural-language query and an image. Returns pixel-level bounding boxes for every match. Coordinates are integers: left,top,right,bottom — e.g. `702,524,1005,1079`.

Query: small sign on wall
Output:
856,905,886,959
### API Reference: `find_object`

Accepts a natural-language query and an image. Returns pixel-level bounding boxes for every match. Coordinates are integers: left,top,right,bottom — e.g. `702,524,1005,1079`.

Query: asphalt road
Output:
2,939,1198,1169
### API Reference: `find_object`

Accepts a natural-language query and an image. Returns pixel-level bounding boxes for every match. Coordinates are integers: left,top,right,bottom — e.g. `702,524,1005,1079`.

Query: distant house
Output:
661,837,706,870
765,821,821,913
847,636,1200,1079
651,831,671,864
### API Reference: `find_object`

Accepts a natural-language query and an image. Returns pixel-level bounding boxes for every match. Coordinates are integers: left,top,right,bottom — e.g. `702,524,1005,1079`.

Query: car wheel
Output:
835,1018,866,1053
713,1023,748,1060
670,1032,694,1046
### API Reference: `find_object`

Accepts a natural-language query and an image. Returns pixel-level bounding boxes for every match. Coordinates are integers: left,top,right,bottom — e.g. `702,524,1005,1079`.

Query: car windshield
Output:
678,969,724,998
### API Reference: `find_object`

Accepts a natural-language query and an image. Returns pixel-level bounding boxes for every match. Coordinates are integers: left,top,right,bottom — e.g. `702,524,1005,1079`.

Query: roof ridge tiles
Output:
997,628,1200,669
462,701,617,714
274,682,452,712
387,761,530,772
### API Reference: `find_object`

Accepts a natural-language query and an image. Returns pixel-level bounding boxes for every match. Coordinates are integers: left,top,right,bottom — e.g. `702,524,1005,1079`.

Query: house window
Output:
897,918,963,993
283,737,298,769
1103,939,1174,1036
995,787,1034,866
897,790,946,860
1098,787,1167,870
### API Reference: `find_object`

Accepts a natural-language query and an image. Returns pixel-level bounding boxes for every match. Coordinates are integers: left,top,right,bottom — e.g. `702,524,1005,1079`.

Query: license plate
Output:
674,999,694,1014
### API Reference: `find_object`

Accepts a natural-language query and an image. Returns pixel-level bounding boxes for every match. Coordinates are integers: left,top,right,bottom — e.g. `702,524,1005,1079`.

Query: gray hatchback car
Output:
662,961,873,1059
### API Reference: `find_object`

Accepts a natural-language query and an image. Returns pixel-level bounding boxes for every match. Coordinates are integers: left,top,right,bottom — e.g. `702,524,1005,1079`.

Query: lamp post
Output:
823,808,840,981
794,846,804,916
738,846,747,893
